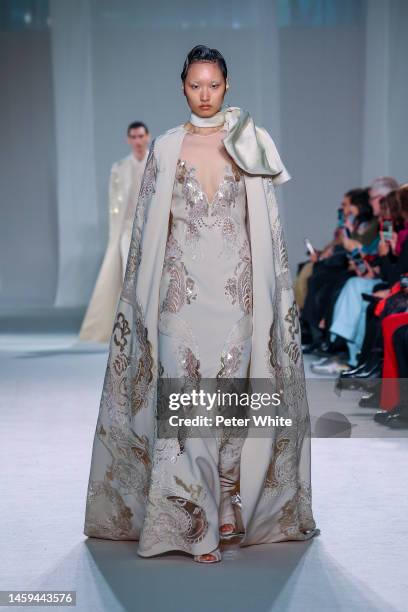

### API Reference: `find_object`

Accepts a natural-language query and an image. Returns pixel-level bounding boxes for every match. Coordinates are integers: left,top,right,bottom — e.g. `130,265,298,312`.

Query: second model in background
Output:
79,121,150,343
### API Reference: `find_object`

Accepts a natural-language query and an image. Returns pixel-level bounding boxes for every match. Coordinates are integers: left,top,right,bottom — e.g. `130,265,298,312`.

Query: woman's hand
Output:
344,217,354,232
373,289,390,299
319,245,333,260
363,260,376,278
378,232,390,256
343,237,362,252
390,231,398,255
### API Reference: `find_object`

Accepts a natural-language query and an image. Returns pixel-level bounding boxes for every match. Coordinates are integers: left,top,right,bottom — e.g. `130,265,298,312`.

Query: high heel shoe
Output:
194,548,222,563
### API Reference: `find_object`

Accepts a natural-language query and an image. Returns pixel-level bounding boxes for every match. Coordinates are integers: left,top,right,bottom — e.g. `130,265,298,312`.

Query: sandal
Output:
219,522,238,540
219,490,240,539
194,548,222,563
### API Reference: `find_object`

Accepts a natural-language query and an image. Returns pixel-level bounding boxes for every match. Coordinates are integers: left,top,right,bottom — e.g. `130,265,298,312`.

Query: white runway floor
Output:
1,332,407,612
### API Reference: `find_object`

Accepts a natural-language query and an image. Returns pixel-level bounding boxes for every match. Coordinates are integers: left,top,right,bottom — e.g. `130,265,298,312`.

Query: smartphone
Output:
337,208,344,227
400,275,408,289
351,247,366,274
381,218,393,241
304,238,315,256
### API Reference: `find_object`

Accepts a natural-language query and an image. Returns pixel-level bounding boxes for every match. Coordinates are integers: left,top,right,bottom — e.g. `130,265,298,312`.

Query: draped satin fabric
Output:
190,105,291,183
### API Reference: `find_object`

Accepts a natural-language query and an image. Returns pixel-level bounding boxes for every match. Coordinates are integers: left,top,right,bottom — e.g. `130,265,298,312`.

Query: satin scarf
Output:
189,105,290,182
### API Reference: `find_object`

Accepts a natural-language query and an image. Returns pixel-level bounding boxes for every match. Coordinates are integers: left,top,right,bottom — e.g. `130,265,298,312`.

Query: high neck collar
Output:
189,107,226,127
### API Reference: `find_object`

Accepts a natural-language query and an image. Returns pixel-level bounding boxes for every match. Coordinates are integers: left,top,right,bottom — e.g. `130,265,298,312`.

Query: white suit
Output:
79,151,148,343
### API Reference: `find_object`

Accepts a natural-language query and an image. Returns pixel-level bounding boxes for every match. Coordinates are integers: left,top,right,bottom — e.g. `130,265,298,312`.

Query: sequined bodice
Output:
168,157,248,261
158,130,253,381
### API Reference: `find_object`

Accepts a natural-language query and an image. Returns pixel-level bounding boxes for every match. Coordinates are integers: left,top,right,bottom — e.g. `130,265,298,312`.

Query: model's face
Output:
183,61,226,117
127,127,149,155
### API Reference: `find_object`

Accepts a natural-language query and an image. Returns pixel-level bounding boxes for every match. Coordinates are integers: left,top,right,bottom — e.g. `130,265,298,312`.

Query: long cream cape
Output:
83,109,318,551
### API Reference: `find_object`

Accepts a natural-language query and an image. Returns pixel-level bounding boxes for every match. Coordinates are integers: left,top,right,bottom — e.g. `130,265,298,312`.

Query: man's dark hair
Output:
181,45,228,83
127,121,149,136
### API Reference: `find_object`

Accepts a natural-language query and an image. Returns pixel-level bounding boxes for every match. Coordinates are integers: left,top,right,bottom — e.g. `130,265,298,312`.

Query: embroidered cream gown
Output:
137,128,253,557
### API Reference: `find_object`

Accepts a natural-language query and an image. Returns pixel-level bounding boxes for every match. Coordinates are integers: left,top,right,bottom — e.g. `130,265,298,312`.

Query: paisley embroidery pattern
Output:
261,175,316,538
85,134,317,551
265,435,297,492
84,297,155,540
85,480,134,539
278,494,300,538
84,420,152,540
122,146,158,303
224,239,253,314
284,301,300,340
160,233,197,314
179,346,201,380
130,307,154,416
138,491,209,552
216,345,243,379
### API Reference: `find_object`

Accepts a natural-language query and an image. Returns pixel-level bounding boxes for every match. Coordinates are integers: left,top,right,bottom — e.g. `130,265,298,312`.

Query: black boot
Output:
352,359,383,380
340,362,368,379
374,406,401,424
386,407,408,429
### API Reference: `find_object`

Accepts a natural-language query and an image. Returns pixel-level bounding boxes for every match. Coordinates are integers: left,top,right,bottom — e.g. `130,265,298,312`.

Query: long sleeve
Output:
379,239,408,284
351,218,379,247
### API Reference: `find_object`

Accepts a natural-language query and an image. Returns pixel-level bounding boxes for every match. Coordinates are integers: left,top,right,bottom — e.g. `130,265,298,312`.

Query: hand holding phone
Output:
304,238,315,256
351,247,367,275
381,218,393,241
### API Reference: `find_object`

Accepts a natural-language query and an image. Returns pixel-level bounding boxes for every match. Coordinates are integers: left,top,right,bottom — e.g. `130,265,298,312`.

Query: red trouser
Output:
380,312,408,410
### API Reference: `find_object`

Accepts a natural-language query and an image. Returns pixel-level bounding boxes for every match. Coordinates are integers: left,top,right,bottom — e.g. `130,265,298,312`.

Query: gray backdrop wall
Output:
0,0,407,309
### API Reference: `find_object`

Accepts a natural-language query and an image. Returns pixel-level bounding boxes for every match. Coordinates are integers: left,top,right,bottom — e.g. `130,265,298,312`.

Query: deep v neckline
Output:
178,158,233,207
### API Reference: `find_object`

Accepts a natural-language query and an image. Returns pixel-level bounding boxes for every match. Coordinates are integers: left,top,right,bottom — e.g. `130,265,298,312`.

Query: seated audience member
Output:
325,188,404,371
295,191,354,310
302,186,378,355
308,177,400,374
